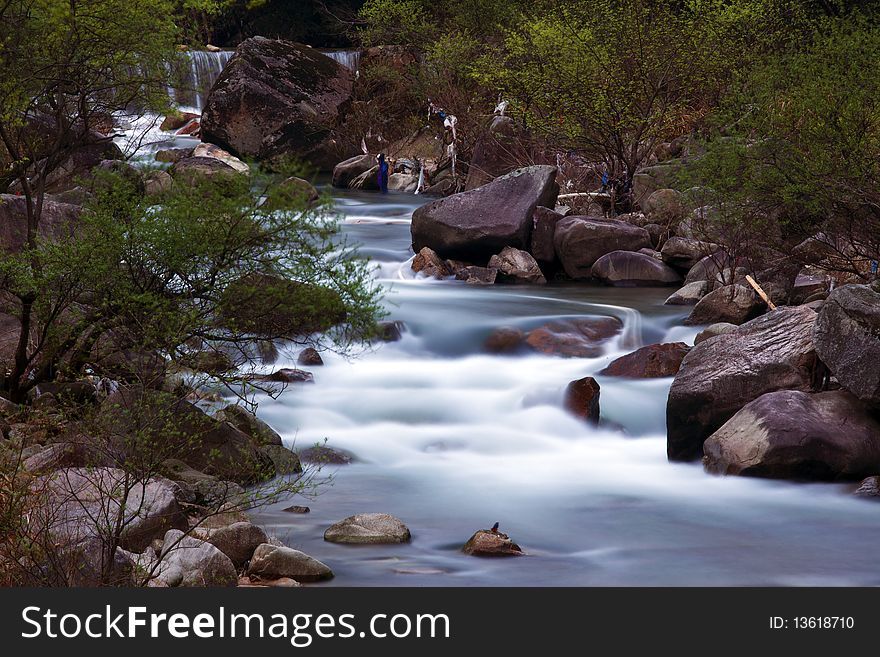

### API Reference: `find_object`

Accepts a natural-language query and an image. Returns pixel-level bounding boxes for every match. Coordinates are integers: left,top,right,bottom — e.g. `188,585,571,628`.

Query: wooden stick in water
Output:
745,274,777,310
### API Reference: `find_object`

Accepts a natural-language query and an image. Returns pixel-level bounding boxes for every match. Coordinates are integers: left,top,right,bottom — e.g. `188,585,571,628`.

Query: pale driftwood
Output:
745,274,777,310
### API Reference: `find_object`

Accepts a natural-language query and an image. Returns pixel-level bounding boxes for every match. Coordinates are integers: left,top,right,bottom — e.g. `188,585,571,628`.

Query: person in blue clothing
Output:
377,153,389,194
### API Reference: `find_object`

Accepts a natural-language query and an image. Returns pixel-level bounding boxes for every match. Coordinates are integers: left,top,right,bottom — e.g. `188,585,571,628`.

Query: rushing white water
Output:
173,50,234,111
246,187,880,587
322,49,362,71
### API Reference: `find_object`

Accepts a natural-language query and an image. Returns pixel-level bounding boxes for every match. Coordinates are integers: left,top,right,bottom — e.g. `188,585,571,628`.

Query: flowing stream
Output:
247,188,880,587
122,51,880,586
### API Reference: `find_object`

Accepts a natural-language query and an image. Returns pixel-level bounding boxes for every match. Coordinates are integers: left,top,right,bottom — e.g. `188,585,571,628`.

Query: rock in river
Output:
324,513,411,544
600,343,690,378
703,390,880,480
201,37,355,169
410,165,559,261
667,306,820,461
462,528,523,557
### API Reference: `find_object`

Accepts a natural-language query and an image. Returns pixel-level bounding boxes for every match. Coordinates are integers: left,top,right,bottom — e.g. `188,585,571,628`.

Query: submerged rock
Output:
484,327,526,354
525,317,622,358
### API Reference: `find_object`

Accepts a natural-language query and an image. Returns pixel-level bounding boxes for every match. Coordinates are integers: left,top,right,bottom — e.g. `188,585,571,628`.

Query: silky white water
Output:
246,187,880,587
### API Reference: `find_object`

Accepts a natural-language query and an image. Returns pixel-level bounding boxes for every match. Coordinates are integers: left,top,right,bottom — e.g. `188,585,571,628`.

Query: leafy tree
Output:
684,14,880,280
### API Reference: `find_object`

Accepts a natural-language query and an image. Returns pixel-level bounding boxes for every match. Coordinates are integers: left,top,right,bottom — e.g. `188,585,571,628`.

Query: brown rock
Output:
484,327,525,354
564,377,600,423
462,529,523,557
600,343,690,378
525,317,622,358
412,246,451,279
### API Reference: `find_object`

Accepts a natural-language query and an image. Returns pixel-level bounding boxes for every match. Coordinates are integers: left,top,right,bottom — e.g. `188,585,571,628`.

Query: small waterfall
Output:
172,50,234,111
322,49,362,71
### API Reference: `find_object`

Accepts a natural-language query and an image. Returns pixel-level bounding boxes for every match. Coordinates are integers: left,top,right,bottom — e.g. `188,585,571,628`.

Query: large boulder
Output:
641,188,684,224
323,513,411,544
39,467,187,553
194,521,269,568
664,281,712,306
590,250,682,287
703,390,880,480
553,217,650,279
155,529,238,587
464,116,524,190
530,206,564,268
660,237,715,270
684,253,731,286
600,343,690,378
102,387,274,485
667,306,820,461
332,154,375,188
814,285,880,408
488,246,546,285
201,37,355,169
410,165,559,261
169,156,240,184
684,284,764,326
525,317,622,358
0,194,81,254
247,543,333,582
214,404,282,446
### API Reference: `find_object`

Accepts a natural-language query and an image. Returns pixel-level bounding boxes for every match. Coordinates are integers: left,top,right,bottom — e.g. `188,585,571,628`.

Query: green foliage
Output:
0,166,382,398
684,13,880,277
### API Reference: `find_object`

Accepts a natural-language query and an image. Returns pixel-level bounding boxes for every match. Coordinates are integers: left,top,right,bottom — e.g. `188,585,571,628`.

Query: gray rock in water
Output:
667,306,819,461
247,543,333,582
591,250,682,287
703,390,880,480
488,246,546,284
455,265,497,285
324,513,411,544
814,284,880,408
216,404,283,446
297,347,324,366
155,529,238,587
411,165,559,261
